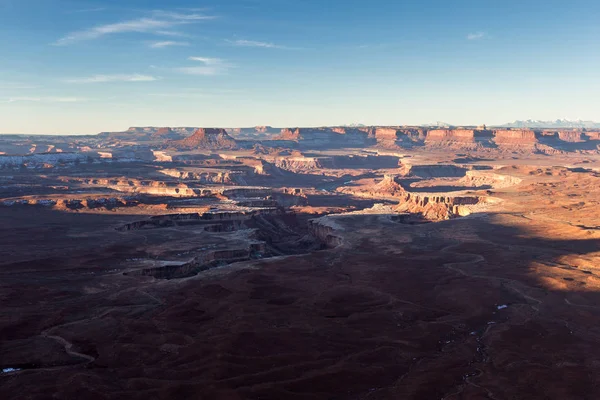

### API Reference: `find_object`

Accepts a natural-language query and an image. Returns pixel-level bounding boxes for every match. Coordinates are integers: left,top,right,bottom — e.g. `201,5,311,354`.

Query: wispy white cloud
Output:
149,40,189,48
226,39,286,49
5,97,86,103
64,74,158,83
176,57,233,76
187,57,224,65
54,10,215,45
154,30,193,38
151,11,213,21
467,32,486,40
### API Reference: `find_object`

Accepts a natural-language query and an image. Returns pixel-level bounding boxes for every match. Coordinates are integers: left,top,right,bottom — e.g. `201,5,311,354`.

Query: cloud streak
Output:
176,57,233,76
54,10,215,45
467,32,486,40
226,39,286,49
64,74,158,83
149,40,189,48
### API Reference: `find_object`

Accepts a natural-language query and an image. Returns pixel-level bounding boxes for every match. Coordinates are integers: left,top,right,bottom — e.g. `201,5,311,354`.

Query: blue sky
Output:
0,0,599,134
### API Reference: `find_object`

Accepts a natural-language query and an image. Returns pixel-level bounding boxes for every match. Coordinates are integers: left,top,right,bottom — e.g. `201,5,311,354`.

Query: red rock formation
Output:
493,129,537,145
278,128,301,141
375,128,399,141
558,131,584,142
171,128,237,150
373,174,405,196
395,193,482,220
153,127,174,136
586,132,600,141
358,127,377,138
426,129,476,143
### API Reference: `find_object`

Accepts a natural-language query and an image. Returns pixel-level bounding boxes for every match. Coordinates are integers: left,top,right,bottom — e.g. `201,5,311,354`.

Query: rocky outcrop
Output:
558,131,585,142
57,177,217,197
585,132,600,141
152,151,173,162
171,128,238,150
458,171,523,189
395,193,483,220
127,244,266,279
278,128,301,141
234,157,286,176
372,174,406,196
274,157,324,172
375,128,399,144
308,217,344,248
159,169,246,184
117,211,262,231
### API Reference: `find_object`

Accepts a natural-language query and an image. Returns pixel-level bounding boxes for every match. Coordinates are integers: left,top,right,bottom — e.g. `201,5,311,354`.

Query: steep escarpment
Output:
273,156,325,172
308,216,344,248
374,127,428,147
158,169,246,184
375,128,399,146
425,129,495,150
586,131,600,141
275,127,371,148
395,192,484,220
426,129,476,143
493,129,537,145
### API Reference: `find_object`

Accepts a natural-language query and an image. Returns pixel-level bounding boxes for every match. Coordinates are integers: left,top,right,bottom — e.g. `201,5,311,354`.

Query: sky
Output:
0,0,599,134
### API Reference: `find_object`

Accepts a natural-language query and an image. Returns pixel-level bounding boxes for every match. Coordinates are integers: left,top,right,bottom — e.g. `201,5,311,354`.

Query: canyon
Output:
1,125,600,399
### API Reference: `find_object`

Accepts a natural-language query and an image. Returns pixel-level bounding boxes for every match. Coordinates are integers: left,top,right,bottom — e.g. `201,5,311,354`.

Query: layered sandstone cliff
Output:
275,127,370,147
426,129,476,143
395,193,482,220
493,129,537,145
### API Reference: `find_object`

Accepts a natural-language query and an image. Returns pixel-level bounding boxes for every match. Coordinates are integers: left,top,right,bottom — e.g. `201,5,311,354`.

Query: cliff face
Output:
586,132,600,141
395,193,482,220
375,128,399,141
308,217,344,248
275,127,371,148
558,131,584,142
278,128,301,141
493,129,537,145
171,128,238,150
426,129,476,143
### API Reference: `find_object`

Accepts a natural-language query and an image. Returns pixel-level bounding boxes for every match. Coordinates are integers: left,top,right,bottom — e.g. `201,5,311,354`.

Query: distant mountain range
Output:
501,119,600,129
